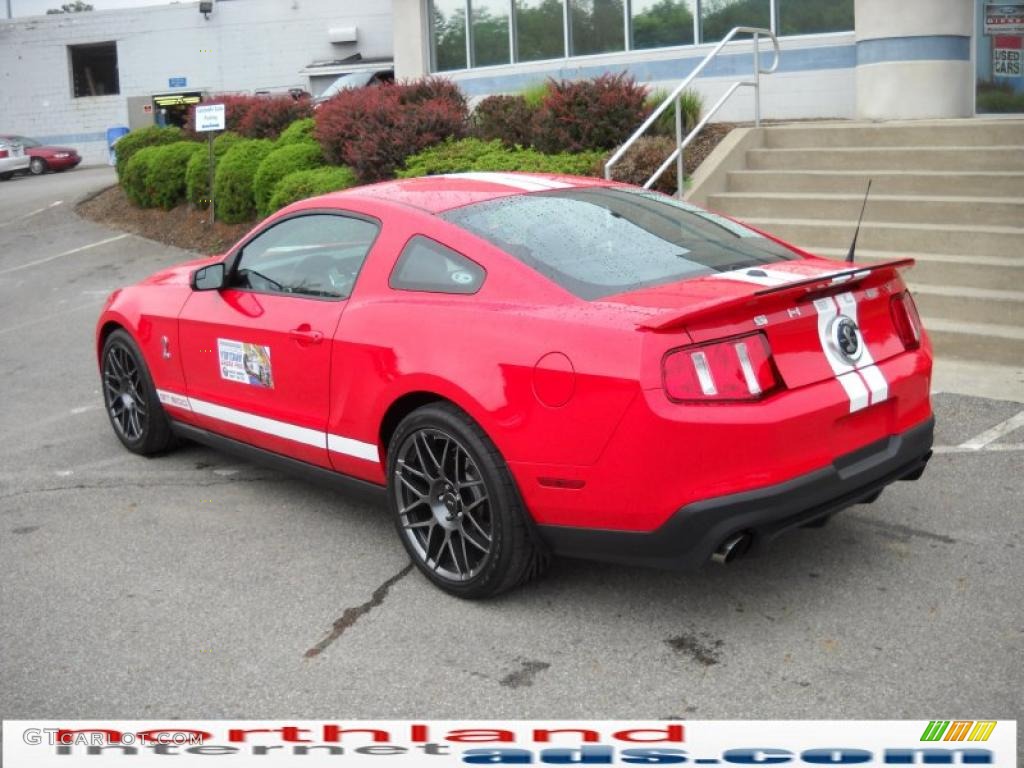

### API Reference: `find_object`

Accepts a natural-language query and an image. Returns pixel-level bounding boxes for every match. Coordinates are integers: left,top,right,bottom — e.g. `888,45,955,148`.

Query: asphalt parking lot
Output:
1,168,1022,722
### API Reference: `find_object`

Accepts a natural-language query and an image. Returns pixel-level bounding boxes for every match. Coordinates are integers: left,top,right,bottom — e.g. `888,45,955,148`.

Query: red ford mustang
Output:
95,173,933,597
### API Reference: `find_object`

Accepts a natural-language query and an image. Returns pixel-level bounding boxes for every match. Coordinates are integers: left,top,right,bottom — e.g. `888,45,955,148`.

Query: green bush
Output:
275,117,317,147
646,88,703,137
114,126,183,180
121,145,164,207
253,143,324,217
185,132,245,208
398,137,603,179
267,166,359,213
213,139,274,224
144,141,204,210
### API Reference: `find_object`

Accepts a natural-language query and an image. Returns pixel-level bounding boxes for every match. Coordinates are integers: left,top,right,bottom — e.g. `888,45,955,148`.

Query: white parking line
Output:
0,233,129,276
960,411,1024,450
0,200,62,228
0,301,99,336
934,443,1024,454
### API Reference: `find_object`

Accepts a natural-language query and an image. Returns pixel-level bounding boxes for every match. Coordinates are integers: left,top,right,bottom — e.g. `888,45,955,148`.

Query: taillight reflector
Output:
0,149,9,159
890,291,922,350
663,332,780,402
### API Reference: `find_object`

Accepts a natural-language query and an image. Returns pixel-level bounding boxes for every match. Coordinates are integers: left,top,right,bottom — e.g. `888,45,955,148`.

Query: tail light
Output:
663,332,781,402
0,148,8,159
890,291,922,350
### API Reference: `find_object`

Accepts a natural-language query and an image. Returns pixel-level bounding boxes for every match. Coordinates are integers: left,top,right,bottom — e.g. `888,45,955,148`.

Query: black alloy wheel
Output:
387,403,547,598
101,329,174,455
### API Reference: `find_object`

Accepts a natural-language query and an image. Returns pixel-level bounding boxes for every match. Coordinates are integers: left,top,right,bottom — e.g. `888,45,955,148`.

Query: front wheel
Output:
387,403,548,598
101,329,175,455
29,157,47,175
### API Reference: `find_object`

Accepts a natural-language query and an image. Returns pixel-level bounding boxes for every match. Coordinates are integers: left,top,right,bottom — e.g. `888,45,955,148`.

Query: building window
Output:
569,0,625,56
429,0,852,72
631,0,696,50
69,42,119,97
472,0,512,66
515,0,566,62
432,0,468,71
699,0,770,43
776,0,853,36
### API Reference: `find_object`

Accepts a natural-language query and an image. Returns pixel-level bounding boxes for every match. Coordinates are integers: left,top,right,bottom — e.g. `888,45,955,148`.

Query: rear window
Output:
440,187,798,300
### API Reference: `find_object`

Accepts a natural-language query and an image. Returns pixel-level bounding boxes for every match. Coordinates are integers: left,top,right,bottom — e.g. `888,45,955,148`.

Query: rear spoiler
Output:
638,258,916,332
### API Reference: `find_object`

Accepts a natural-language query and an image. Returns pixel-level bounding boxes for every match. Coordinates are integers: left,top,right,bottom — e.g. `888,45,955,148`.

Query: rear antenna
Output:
846,179,873,264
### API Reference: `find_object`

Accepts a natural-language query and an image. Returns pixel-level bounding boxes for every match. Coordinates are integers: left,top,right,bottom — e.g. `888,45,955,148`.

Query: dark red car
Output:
0,135,81,175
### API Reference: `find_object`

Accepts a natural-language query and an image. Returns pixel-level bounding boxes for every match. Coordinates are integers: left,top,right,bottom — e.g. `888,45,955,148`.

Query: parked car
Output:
0,136,30,180
94,172,934,598
0,135,81,175
312,68,394,109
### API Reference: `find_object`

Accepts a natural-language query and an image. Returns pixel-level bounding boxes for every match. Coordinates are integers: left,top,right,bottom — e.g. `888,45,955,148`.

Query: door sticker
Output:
217,338,274,389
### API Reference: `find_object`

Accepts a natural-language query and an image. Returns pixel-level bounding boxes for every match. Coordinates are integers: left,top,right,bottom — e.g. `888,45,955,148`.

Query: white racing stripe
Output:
711,266,848,288
155,389,379,461
814,296,869,413
813,293,891,413
836,291,888,406
443,172,572,192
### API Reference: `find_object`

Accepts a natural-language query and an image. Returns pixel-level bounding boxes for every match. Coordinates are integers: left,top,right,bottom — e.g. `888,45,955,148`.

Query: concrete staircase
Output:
702,120,1024,367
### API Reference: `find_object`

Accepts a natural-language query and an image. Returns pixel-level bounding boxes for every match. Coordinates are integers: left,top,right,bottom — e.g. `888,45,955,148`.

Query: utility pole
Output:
6,0,13,20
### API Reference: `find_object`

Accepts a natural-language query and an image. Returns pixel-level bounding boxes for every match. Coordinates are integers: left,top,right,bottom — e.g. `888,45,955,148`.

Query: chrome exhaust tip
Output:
711,532,753,565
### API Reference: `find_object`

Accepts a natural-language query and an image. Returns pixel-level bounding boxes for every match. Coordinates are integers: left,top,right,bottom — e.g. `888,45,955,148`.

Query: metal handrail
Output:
604,26,780,198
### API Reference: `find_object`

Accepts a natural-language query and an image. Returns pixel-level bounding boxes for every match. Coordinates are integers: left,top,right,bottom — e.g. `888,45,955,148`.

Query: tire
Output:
0,172,12,181
386,403,548,598
100,329,175,456
29,157,47,175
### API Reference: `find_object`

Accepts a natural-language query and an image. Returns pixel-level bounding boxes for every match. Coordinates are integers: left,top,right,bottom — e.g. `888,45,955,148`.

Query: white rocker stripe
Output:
155,389,379,461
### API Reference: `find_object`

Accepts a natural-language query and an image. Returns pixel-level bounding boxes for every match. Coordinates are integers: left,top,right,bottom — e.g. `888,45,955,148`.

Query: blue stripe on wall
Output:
33,132,108,145
454,34,973,96
455,44,857,96
856,35,971,66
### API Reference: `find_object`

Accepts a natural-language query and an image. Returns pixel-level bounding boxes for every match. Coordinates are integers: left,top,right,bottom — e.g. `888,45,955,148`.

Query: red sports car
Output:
95,173,933,597
0,135,82,175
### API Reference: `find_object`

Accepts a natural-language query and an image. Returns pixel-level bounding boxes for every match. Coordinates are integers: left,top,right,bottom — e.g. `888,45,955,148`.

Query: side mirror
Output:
192,263,226,291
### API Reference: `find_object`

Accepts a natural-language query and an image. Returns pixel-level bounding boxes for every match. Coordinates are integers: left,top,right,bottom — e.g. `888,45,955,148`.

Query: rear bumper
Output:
536,415,934,570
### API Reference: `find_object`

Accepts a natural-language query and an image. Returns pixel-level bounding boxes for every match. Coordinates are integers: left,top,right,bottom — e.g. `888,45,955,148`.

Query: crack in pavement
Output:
848,515,957,544
304,564,414,659
0,476,279,502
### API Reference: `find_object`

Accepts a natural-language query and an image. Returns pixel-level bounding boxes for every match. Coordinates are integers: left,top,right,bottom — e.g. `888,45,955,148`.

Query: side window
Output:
232,213,379,299
389,235,485,295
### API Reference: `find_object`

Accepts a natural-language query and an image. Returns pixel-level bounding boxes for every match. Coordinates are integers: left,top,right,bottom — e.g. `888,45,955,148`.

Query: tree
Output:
47,1,94,13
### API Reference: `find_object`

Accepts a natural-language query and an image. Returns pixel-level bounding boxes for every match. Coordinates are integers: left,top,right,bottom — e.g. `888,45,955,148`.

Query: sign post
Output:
194,103,226,226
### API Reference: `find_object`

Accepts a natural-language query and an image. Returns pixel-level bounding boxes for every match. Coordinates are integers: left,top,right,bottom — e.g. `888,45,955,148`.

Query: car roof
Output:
325,172,617,214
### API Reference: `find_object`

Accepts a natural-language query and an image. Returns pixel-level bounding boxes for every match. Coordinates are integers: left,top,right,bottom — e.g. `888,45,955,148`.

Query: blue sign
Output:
168,77,187,88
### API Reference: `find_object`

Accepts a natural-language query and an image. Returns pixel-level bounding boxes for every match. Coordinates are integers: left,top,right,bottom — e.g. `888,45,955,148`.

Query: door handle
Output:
289,326,324,345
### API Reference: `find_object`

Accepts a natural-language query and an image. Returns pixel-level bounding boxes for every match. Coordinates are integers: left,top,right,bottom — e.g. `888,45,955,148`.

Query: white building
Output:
0,0,393,164
1,0,1020,167
392,0,1021,121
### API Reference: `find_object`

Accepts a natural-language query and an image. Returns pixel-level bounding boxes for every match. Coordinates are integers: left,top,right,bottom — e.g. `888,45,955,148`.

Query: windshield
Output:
441,187,799,300
320,71,376,99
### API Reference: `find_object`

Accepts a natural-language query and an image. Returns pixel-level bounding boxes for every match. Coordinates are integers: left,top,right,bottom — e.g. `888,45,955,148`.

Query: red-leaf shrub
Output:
531,74,649,154
237,96,314,140
314,78,468,183
472,95,535,147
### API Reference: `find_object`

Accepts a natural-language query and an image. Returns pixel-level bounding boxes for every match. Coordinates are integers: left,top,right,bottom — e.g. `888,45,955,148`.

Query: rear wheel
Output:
387,403,548,598
29,157,47,175
101,329,175,455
